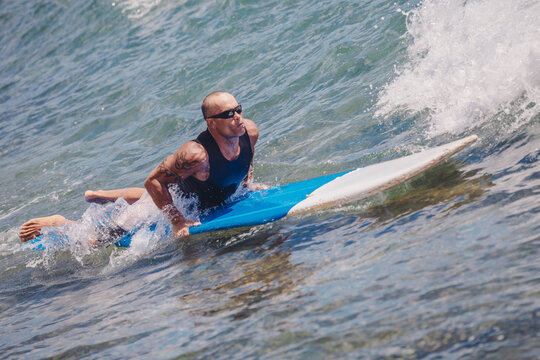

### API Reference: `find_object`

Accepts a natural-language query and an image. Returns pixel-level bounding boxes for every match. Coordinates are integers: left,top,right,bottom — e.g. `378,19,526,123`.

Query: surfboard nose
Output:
287,135,479,215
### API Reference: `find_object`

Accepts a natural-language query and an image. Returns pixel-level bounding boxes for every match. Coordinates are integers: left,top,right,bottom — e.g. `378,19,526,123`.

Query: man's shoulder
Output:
243,118,258,134
176,140,208,163
243,119,259,146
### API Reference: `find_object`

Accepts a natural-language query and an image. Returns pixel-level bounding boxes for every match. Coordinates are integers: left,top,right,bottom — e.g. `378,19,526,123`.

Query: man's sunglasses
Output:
207,104,242,119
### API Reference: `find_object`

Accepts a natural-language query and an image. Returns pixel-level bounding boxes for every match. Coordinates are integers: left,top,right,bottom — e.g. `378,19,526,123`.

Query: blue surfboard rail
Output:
191,171,350,233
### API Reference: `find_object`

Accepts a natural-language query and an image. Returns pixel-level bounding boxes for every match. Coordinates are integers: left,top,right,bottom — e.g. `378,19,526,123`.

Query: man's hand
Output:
247,182,270,191
171,219,201,238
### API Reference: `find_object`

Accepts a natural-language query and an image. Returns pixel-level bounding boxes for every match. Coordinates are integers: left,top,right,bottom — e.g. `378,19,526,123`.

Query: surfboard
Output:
29,135,478,250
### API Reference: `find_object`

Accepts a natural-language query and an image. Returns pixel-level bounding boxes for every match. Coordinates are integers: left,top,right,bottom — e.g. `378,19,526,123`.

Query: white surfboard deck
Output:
287,135,478,215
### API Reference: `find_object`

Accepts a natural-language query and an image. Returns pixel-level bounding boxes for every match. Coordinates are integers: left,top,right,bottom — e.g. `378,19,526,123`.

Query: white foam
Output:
376,0,540,136
23,193,168,267
15,186,210,270
114,0,162,19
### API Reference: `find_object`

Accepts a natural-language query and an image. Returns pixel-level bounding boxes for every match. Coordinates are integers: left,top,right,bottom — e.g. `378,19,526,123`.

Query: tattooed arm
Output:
144,141,208,237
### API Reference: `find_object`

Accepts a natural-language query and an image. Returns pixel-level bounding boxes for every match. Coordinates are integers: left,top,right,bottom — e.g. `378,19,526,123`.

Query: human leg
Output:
19,215,72,242
84,188,145,205
19,188,146,243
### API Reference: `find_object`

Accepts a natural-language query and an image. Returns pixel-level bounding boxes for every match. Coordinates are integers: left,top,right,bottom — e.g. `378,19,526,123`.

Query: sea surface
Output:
1,0,539,358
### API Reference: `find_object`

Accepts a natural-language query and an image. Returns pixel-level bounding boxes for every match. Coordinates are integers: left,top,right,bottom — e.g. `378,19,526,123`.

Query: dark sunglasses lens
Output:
211,105,242,119
224,105,242,118
217,110,232,119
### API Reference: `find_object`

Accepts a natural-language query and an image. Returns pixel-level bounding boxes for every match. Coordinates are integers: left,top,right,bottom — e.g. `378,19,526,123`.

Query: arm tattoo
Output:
158,161,182,181
157,151,200,181
174,151,199,171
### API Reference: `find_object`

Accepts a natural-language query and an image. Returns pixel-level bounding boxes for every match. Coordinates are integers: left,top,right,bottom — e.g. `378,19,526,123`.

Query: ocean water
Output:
1,0,539,358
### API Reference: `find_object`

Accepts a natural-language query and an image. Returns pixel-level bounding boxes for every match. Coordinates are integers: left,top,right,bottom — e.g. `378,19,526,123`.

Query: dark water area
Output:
1,0,539,358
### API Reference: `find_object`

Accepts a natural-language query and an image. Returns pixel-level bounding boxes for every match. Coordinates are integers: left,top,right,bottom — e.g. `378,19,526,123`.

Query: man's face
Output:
206,94,245,138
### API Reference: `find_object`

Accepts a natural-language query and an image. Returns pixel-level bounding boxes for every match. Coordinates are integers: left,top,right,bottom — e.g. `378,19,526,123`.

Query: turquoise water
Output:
1,0,539,358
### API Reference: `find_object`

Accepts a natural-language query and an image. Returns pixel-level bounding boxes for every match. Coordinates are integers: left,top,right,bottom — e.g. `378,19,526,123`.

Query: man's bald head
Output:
201,91,236,119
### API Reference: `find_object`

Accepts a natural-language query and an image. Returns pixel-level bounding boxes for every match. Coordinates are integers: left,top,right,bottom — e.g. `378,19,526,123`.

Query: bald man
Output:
144,91,266,236
19,92,267,242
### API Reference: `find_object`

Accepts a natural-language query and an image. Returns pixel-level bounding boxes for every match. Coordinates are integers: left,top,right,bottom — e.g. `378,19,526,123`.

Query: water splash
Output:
376,0,540,136
20,191,201,269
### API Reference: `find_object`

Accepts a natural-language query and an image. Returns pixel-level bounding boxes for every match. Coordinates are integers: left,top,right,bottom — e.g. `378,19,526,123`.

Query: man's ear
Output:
206,118,216,130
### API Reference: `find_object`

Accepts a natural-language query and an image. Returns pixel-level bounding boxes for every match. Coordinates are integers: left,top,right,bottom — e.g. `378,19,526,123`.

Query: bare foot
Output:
84,190,112,204
19,215,68,242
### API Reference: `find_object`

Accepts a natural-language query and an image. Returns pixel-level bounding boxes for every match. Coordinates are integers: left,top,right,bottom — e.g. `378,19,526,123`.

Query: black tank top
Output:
176,128,253,209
